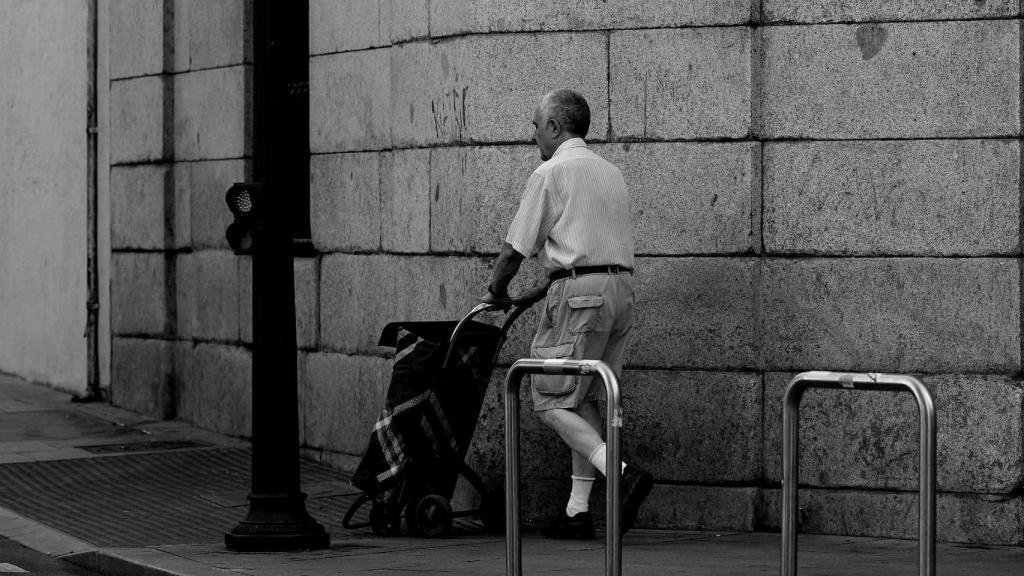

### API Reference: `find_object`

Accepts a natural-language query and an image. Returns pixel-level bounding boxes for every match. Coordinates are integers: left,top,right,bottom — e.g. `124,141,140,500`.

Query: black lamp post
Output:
223,0,328,552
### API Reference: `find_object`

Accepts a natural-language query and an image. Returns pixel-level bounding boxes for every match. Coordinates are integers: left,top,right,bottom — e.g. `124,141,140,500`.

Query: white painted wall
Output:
0,0,89,393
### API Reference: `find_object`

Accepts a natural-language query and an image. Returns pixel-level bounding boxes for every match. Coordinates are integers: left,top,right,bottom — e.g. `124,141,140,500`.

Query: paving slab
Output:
2,374,1023,576
64,531,1024,576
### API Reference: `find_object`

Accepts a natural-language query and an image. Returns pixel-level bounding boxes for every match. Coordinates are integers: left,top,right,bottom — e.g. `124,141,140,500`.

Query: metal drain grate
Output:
0,448,334,546
0,447,488,546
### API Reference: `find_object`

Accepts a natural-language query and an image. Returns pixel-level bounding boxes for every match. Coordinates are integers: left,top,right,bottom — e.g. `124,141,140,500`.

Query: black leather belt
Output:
549,265,633,282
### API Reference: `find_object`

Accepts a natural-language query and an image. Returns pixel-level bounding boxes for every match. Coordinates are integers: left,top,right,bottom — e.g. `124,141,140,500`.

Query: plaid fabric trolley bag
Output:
342,304,529,537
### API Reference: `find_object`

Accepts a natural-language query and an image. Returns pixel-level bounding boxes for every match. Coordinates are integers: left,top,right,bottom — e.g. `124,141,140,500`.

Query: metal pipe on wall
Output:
83,0,101,402
95,0,111,394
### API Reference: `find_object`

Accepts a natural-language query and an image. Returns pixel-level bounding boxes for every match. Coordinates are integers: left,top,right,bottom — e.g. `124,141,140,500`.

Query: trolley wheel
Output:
369,501,401,536
480,488,505,535
412,494,453,538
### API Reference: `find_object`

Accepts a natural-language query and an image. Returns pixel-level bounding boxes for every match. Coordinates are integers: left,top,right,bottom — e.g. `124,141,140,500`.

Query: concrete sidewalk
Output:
0,374,1021,576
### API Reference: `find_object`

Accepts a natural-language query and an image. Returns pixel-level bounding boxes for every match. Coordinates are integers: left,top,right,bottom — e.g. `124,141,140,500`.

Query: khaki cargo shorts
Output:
529,271,634,411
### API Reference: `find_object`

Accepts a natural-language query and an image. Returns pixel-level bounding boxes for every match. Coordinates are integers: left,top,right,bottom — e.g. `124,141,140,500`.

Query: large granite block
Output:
430,0,755,37
294,257,320,350
238,256,252,343
764,140,1020,256
761,21,1020,138
611,27,752,139
640,486,758,531
320,254,489,354
310,49,391,153
939,493,1024,545
300,352,391,454
320,254,387,353
387,255,490,325
429,145,539,254
110,165,174,250
171,164,191,249
629,257,759,369
187,0,248,70
625,370,762,483
761,259,1021,373
763,0,1017,23
109,0,165,79
381,149,430,252
310,0,389,54
600,142,760,255
110,337,174,419
174,66,249,160
760,488,1024,545
169,0,191,72
175,250,240,342
310,152,381,252
110,76,169,163
188,159,249,250
465,369,567,485
111,252,172,336
391,34,607,147
513,484,760,532
176,342,252,437
389,0,429,43
763,373,1024,493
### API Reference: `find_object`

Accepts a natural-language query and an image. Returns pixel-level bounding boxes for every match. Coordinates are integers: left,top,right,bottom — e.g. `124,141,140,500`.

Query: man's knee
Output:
537,404,598,429
537,407,564,428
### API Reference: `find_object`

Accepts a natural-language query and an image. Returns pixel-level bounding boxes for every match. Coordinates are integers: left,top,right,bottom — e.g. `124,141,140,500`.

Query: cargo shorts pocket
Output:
530,342,576,395
567,295,604,334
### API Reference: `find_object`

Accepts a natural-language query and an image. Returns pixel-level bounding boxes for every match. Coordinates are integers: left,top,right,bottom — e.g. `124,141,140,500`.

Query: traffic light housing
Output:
225,182,263,254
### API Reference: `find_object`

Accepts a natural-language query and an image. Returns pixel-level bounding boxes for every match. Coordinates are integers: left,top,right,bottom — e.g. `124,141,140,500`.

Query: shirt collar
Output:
552,137,588,158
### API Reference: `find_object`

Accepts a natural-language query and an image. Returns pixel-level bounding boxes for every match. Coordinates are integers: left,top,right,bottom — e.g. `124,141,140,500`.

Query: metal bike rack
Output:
782,371,936,576
504,359,623,576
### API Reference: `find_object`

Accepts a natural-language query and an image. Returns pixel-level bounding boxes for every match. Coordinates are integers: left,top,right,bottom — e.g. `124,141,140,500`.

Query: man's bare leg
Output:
539,402,603,531
541,401,625,477
571,401,602,472
539,403,604,460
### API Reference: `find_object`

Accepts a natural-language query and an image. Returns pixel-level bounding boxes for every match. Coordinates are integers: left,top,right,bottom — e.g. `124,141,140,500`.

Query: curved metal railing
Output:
782,371,936,576
504,359,623,576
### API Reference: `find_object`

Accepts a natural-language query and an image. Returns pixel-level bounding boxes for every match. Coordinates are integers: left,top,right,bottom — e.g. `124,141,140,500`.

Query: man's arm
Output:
482,243,524,308
485,170,552,308
482,243,551,309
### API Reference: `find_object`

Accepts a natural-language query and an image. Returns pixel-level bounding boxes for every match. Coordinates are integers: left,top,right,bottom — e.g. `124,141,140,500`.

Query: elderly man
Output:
482,89,653,539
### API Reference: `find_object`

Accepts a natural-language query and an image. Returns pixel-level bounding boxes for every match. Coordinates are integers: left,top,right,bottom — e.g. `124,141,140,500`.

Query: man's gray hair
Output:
543,89,591,138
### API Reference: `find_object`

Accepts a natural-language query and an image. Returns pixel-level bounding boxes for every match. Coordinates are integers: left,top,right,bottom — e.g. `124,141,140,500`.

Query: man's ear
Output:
547,116,561,137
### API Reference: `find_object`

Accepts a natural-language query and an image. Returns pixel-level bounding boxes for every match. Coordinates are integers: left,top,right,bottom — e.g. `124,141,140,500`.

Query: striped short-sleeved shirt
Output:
506,138,634,272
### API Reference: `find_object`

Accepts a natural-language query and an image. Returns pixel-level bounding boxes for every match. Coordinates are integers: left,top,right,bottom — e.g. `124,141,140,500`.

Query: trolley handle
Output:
443,302,533,368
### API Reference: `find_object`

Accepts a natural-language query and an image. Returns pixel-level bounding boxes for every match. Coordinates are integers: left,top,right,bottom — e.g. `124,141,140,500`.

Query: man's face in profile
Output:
532,103,557,161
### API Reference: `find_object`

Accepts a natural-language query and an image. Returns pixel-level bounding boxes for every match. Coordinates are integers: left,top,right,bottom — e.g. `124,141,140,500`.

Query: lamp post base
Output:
225,492,330,552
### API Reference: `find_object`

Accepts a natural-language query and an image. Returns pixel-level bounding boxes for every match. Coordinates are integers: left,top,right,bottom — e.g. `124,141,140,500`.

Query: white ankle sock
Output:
587,443,627,477
565,475,595,516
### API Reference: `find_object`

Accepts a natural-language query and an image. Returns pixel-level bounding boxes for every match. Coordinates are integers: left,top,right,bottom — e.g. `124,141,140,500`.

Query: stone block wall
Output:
107,0,253,429
107,0,1024,544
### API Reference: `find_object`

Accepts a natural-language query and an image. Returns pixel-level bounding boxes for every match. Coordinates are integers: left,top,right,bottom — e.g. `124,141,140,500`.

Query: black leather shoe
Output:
621,465,653,535
541,510,596,540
